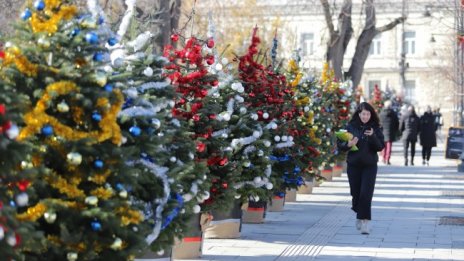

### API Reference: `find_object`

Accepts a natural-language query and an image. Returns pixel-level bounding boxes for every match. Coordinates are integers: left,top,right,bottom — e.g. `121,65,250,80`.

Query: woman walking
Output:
337,102,385,234
399,105,420,166
420,106,437,165
379,100,399,165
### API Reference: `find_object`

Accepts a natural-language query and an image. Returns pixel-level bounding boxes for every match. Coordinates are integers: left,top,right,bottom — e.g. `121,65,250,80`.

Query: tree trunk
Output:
149,0,182,53
321,0,353,81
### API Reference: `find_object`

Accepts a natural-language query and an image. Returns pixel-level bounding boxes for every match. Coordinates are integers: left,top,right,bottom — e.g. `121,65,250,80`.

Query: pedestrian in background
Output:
433,107,443,135
399,105,420,166
337,102,385,234
379,100,399,165
420,106,437,165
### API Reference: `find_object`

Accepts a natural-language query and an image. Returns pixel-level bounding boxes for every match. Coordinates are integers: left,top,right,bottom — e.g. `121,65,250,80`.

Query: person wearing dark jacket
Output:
399,105,420,166
379,100,399,165
420,106,437,165
337,102,385,235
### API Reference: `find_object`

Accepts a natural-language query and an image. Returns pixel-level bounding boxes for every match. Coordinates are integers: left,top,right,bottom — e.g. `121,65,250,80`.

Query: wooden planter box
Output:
321,169,333,181
285,188,297,202
171,213,202,259
332,165,343,177
242,200,266,224
297,180,313,194
204,200,242,239
268,195,285,212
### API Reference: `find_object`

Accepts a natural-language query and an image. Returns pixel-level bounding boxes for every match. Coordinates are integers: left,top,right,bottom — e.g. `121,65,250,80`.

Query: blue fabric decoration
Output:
161,193,184,230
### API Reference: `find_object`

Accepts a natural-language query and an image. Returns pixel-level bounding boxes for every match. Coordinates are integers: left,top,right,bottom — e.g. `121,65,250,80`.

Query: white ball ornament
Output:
274,136,281,142
44,211,57,223
183,193,193,202
264,140,271,147
85,196,99,206
266,183,273,190
263,112,269,119
234,194,241,199
281,136,288,142
251,114,258,120
67,152,82,165
119,190,128,198
243,161,251,167
326,128,331,133
0,227,4,240
6,235,17,247
304,106,310,112
215,63,223,71
157,250,165,256
253,176,262,184
272,122,278,129
143,67,154,76
252,195,260,202
289,136,294,142
5,124,19,139
237,86,244,93
257,150,264,156
110,238,123,250
221,57,229,64
193,205,201,214
202,191,210,201
170,156,177,162
253,131,261,138
16,192,29,206
57,101,70,113
240,107,247,114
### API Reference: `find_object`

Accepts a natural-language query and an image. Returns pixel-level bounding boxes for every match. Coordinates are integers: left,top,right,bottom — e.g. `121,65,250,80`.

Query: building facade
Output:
199,0,457,129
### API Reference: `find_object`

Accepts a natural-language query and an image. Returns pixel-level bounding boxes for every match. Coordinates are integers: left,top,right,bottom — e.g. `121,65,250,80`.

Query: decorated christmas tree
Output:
0,75,45,259
370,84,383,111
163,32,239,212
1,1,152,259
107,5,211,253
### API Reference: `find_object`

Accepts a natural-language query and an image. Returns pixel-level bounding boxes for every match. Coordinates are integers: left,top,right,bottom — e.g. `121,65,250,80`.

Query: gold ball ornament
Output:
57,101,70,113
67,252,78,261
44,212,57,223
67,152,82,165
85,196,98,206
21,161,33,169
119,190,128,198
37,37,51,48
110,238,123,250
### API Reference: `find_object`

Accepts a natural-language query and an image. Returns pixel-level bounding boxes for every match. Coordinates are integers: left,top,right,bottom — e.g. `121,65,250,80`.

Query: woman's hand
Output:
348,137,359,147
364,128,374,136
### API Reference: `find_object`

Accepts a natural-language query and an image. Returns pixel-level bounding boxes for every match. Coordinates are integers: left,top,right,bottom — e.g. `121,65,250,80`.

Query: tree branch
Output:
377,16,406,33
320,0,335,35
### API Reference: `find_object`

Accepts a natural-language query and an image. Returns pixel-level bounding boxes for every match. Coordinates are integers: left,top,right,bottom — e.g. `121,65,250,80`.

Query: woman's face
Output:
359,109,371,124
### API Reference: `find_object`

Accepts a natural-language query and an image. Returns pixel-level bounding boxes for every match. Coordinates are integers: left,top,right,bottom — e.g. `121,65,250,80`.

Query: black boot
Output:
404,158,408,166
411,159,414,166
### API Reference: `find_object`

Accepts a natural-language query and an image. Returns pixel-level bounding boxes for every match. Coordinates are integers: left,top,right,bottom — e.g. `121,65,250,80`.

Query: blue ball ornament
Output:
97,16,104,25
92,112,102,122
104,83,113,92
21,9,32,20
129,126,141,136
94,160,104,169
107,37,118,46
9,200,16,207
91,221,102,231
41,125,53,136
34,0,45,11
116,183,124,190
93,52,104,62
71,28,81,37
85,32,99,44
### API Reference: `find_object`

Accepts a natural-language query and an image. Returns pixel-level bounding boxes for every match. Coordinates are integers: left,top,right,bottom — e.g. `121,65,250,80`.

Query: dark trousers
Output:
422,146,432,161
403,139,416,162
347,164,377,220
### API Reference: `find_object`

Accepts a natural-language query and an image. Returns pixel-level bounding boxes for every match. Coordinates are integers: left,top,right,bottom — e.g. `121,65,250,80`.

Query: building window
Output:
368,80,381,99
369,34,382,56
404,80,416,102
300,33,314,56
403,31,416,55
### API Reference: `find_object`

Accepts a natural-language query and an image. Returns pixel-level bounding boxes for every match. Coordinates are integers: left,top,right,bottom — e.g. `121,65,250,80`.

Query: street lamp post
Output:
455,0,464,172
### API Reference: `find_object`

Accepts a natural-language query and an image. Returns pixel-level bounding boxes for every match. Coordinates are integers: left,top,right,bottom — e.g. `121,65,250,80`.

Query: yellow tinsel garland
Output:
30,4,77,34
117,207,143,226
19,81,123,145
17,203,47,221
2,47,38,77
46,173,85,198
91,187,113,200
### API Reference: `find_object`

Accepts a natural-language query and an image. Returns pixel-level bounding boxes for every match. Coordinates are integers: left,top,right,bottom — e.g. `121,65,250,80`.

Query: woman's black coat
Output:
337,119,385,166
379,108,399,142
399,112,420,142
419,112,437,147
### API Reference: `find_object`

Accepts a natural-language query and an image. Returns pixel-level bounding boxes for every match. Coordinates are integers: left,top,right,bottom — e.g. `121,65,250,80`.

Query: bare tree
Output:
321,0,405,90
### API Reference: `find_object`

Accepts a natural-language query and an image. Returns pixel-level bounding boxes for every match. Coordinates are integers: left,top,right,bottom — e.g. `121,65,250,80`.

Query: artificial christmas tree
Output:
0,77,45,260
370,84,383,111
1,1,154,259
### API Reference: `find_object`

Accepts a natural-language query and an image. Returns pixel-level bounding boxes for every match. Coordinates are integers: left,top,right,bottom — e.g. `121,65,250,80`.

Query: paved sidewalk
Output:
183,139,464,261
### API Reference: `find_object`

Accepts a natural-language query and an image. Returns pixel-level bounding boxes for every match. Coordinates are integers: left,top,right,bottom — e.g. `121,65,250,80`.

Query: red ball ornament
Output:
0,104,5,115
17,180,30,192
221,182,228,189
209,114,216,120
170,34,179,42
206,56,215,65
219,158,228,166
212,80,219,86
200,89,208,97
207,38,215,48
192,114,200,121
0,51,4,59
196,142,206,153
